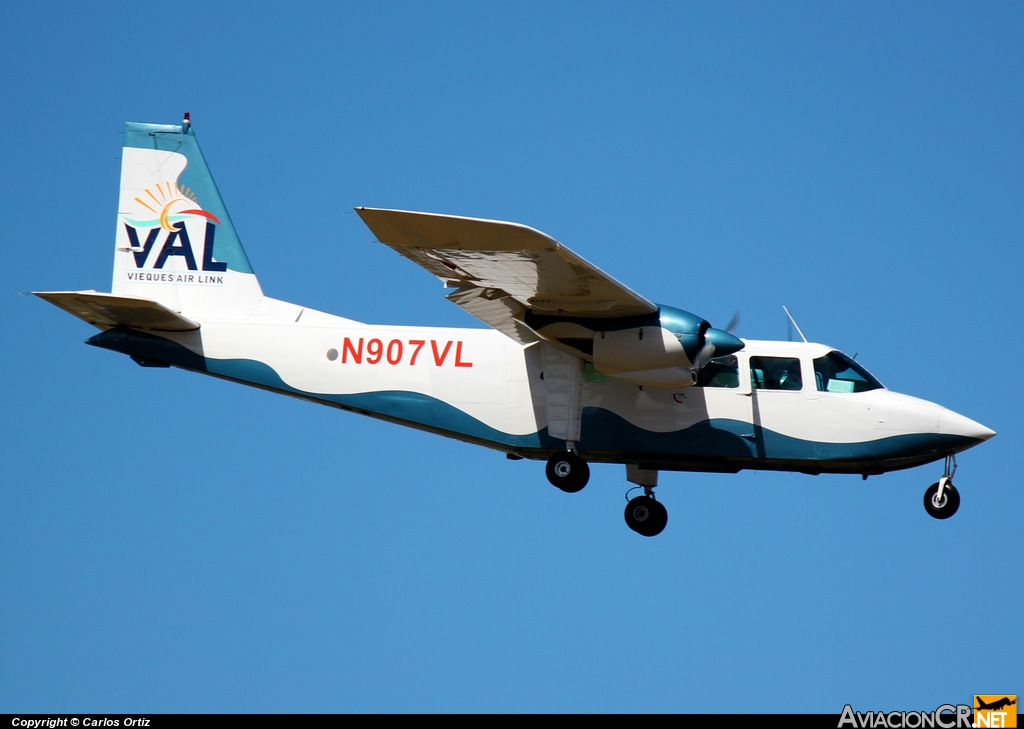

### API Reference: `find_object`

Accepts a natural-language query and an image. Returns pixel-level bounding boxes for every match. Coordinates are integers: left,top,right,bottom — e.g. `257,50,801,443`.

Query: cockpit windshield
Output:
697,355,740,388
813,351,883,393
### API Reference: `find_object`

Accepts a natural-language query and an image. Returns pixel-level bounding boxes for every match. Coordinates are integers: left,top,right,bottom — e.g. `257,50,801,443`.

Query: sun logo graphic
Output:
975,696,1017,728
126,181,221,231
121,181,228,273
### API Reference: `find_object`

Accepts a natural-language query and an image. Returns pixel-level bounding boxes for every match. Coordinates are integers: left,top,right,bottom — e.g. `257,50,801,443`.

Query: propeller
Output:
693,312,743,374
693,341,718,372
724,310,741,335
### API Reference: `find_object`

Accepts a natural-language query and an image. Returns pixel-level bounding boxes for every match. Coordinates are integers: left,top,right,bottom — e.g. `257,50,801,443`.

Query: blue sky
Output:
2,0,1020,713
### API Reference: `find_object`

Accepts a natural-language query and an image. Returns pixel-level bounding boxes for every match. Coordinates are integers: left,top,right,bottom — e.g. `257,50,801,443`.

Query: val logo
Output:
975,696,1017,728
123,181,226,272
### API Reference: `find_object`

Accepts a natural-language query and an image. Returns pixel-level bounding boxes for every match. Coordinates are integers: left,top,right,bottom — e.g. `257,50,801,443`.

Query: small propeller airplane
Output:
35,115,995,536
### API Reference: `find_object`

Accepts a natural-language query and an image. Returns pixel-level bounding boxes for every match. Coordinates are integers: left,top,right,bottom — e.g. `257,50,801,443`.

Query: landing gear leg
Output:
541,344,588,493
624,465,667,537
924,455,960,520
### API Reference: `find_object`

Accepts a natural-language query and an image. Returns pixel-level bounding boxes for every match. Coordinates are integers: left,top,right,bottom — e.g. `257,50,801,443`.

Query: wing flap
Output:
444,284,537,342
33,291,200,331
356,208,657,339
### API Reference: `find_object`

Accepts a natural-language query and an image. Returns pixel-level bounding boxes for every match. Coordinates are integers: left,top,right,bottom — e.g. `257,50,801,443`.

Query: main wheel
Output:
545,452,590,493
924,481,960,520
624,495,668,537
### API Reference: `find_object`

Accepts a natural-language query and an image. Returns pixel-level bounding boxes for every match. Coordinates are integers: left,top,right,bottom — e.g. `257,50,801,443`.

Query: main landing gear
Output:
544,453,669,537
924,455,960,520
545,451,590,493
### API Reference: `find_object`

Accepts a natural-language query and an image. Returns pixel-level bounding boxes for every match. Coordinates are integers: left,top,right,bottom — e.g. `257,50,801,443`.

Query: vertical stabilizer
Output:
112,114,263,320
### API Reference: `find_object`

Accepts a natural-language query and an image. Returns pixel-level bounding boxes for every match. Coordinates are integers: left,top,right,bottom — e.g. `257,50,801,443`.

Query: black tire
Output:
624,495,668,537
924,481,960,520
545,452,590,493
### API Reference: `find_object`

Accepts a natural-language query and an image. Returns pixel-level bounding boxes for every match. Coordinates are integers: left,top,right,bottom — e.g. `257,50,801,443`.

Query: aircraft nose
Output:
939,408,996,443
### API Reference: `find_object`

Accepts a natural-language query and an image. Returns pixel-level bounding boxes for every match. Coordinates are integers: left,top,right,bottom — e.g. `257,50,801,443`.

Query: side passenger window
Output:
749,357,802,391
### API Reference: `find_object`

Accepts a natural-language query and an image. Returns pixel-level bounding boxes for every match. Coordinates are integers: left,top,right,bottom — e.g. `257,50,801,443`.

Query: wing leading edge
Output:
355,208,657,342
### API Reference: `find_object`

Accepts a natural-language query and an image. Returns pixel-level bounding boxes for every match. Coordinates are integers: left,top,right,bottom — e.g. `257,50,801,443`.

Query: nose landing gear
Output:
623,465,667,536
924,455,961,520
624,491,668,537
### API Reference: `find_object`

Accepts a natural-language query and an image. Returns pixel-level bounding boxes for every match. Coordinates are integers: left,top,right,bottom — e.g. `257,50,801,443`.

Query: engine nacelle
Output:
526,304,743,388
605,366,698,388
592,326,692,374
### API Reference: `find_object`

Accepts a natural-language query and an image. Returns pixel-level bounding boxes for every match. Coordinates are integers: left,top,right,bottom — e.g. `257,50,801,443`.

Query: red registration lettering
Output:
342,337,363,363
366,338,383,364
455,341,473,367
431,340,452,366
386,339,403,365
334,338,470,367
409,340,426,365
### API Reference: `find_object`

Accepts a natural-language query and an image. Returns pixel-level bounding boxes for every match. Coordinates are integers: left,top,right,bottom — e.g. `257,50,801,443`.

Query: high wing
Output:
355,207,657,342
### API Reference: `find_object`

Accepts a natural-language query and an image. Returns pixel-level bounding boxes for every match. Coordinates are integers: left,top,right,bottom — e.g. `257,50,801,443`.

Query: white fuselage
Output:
88,297,993,477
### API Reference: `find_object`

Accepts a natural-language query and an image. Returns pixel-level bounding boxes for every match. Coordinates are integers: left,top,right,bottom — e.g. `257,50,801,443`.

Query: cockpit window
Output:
750,357,803,390
697,355,739,388
813,351,883,393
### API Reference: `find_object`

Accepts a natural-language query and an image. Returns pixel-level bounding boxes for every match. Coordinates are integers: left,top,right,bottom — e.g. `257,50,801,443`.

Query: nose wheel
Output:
924,456,960,519
924,478,960,519
624,493,668,537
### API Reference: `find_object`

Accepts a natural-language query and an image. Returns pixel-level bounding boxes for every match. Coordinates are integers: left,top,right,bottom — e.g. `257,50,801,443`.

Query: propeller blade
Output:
694,342,717,371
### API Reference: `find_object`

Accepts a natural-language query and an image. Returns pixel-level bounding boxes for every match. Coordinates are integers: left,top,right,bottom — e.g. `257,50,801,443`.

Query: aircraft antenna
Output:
783,306,808,343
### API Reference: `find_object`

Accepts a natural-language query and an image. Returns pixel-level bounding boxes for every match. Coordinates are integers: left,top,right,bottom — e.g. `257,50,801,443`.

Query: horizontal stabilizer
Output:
33,291,200,331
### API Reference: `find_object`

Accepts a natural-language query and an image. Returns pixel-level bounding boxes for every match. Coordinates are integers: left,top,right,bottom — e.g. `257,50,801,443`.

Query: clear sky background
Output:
2,1,1020,714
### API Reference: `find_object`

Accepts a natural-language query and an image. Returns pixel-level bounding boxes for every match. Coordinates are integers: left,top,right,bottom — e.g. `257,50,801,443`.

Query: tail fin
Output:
112,114,262,319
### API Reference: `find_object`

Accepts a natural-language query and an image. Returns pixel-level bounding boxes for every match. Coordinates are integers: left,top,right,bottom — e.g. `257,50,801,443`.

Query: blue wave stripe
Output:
577,408,958,464
88,328,554,450
87,328,977,467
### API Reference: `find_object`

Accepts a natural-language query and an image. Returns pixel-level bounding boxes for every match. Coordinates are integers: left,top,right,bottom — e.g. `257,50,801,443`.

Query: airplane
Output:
976,698,1017,712
34,115,995,536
